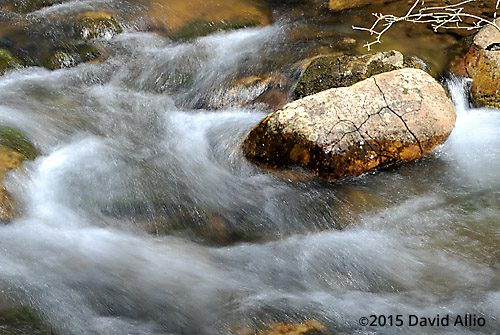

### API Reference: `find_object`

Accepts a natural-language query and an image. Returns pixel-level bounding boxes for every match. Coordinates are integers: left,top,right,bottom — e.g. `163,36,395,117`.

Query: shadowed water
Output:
0,1,499,334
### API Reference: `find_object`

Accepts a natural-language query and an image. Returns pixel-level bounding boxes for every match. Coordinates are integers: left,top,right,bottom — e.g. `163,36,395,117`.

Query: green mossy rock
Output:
44,50,78,70
0,49,21,75
0,127,37,161
73,12,123,42
171,18,260,40
76,44,101,62
294,50,424,98
43,43,101,70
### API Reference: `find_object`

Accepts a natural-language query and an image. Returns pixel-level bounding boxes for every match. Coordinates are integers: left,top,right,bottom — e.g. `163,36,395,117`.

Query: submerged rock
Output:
451,19,500,108
146,0,271,39
243,68,456,181
206,74,290,110
295,50,424,98
171,18,262,40
328,0,393,11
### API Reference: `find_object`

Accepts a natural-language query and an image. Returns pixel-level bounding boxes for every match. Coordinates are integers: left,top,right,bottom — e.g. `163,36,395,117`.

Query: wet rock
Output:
146,0,271,39
0,146,22,222
171,19,262,40
451,19,500,108
242,68,456,181
43,43,103,70
44,50,78,69
295,50,424,98
328,0,392,12
206,74,290,110
0,127,37,222
73,12,123,42
1,0,66,13
0,127,37,161
0,48,21,75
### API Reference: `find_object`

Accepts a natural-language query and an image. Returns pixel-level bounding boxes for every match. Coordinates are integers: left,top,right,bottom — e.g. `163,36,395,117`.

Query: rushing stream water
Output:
0,1,499,334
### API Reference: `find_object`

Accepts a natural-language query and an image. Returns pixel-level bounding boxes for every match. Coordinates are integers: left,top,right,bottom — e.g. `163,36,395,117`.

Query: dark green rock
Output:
77,44,101,62
0,305,54,335
44,50,78,70
73,16,122,42
45,40,102,69
0,127,37,161
0,49,21,75
294,50,424,98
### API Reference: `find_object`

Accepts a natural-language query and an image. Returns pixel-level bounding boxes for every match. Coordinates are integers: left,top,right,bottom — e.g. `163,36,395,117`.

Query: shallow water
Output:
0,1,499,334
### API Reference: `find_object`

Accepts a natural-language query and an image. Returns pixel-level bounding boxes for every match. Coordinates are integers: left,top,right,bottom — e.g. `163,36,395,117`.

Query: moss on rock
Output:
294,50,424,98
0,127,37,161
0,49,21,75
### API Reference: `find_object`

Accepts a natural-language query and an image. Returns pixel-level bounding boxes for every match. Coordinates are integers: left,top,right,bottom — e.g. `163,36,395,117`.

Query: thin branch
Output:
352,0,500,50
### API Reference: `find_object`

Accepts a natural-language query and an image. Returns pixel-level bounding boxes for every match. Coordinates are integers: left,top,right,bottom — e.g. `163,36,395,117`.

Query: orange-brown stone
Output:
451,20,500,108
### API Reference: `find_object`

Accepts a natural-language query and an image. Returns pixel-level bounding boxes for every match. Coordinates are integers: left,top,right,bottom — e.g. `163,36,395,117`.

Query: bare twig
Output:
352,0,500,50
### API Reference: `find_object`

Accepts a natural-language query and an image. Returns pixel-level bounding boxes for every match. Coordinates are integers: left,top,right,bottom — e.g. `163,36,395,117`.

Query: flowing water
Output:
0,1,499,334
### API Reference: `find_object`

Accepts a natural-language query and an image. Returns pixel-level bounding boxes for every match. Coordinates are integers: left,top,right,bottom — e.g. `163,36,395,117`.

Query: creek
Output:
0,1,499,334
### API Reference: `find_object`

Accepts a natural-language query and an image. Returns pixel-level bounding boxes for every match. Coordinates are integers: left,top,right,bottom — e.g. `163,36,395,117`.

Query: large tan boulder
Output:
242,68,456,181
451,20,500,108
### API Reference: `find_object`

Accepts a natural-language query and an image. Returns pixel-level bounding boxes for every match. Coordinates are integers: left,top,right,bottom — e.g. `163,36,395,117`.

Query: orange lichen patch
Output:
232,320,327,335
146,0,270,34
262,320,327,335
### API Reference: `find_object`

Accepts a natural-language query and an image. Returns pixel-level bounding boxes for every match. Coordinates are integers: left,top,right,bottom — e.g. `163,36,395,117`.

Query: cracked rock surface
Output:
242,68,456,181
452,18,500,108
